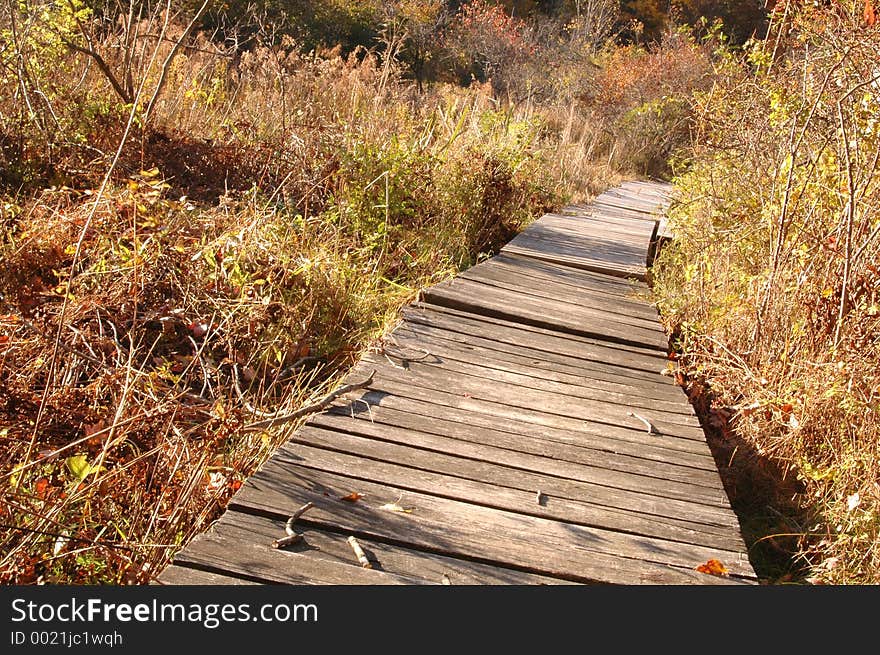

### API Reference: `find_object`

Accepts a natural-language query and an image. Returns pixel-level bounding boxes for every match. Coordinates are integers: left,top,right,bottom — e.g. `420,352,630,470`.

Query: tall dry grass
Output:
0,1,718,584
0,9,563,583
653,5,880,583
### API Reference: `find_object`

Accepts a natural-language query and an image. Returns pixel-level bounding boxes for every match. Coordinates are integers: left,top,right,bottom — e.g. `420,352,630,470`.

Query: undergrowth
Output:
0,27,559,584
654,3,880,584
0,0,719,584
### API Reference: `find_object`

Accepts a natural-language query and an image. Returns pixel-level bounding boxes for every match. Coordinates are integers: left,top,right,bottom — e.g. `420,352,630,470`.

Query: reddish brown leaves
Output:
696,559,729,577
339,492,364,502
34,477,50,498
865,1,876,26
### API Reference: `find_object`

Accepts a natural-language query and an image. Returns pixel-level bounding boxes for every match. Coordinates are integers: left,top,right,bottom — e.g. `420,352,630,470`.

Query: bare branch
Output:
142,0,211,123
242,370,376,432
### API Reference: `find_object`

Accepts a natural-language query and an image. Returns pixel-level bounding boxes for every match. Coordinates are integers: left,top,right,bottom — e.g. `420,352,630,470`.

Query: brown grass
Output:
0,3,716,584
0,23,565,583
653,6,880,583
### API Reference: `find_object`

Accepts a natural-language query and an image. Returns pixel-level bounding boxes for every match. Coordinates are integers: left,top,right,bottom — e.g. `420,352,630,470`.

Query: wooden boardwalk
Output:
159,180,757,586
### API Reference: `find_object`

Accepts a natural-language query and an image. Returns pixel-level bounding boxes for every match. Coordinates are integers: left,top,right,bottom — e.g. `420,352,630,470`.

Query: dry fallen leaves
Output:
34,477,49,498
695,559,729,577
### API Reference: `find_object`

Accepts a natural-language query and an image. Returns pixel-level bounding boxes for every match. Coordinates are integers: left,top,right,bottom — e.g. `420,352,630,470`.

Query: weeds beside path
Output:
0,1,716,584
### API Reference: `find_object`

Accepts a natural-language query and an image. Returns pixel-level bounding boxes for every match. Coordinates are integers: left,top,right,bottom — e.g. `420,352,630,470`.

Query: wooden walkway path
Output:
159,180,757,585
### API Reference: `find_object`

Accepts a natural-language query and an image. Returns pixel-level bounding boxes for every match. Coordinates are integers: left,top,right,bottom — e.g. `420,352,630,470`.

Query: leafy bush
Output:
653,5,880,583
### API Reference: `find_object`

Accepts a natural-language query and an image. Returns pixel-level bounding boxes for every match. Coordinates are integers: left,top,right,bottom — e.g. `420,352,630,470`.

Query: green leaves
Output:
65,455,96,483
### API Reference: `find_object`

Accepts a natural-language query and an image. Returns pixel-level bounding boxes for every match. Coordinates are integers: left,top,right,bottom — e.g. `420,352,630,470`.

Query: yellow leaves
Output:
65,454,102,483
768,90,792,128
211,401,226,421
798,460,836,483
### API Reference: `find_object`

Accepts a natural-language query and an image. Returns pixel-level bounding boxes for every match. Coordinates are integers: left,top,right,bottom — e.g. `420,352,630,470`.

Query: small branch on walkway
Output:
271,501,314,549
271,532,303,549
347,536,372,569
287,501,315,527
243,370,376,432
628,411,657,434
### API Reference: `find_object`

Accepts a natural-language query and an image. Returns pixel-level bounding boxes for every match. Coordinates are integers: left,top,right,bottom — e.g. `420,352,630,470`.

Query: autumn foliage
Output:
654,3,880,583
0,4,560,583
5,0,876,586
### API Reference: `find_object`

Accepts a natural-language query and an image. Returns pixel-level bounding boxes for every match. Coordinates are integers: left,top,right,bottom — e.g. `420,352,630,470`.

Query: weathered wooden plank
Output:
174,510,575,585
657,214,674,240
501,206,655,278
172,511,430,585
410,298,664,357
278,434,740,546
156,565,260,585
502,243,647,280
508,224,651,260
231,461,753,583
529,214,655,244
287,421,724,515
403,304,669,373
603,188,668,202
287,423,729,512
618,180,674,195
565,203,663,222
342,369,713,456
363,346,695,424
427,275,666,335
271,434,744,553
376,331,693,415
357,354,705,433
325,393,718,471
458,263,661,322
593,194,664,209
601,193,668,210
161,181,753,587
582,203,664,219
500,249,649,286
387,323,686,403
294,419,737,528
563,194,665,213
541,207,659,231
314,403,720,489
592,198,666,215
462,253,653,303
422,279,668,351
488,252,650,298
543,205,659,226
